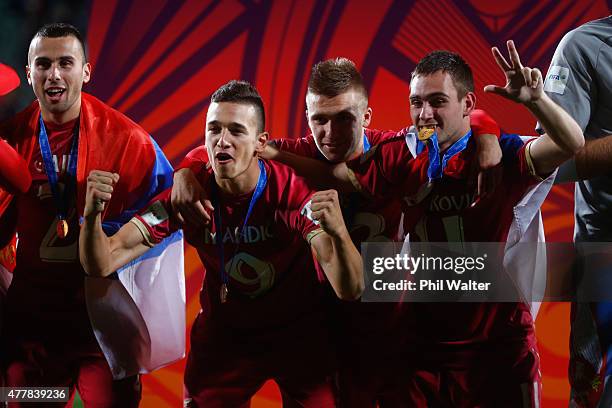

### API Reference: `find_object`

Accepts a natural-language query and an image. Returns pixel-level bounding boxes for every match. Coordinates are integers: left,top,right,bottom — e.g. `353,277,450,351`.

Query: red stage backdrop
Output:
84,1,612,406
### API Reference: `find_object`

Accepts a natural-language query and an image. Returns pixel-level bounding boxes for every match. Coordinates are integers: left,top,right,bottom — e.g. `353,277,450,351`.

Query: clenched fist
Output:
310,190,349,240
84,170,119,218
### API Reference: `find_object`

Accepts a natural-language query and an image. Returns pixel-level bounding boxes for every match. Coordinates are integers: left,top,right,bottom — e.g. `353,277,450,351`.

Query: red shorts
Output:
184,314,336,407
3,342,141,408
338,346,541,408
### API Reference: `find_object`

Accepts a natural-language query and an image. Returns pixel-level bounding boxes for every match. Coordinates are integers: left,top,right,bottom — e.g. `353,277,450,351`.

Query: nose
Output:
324,120,335,140
47,64,61,81
419,103,434,122
216,129,231,148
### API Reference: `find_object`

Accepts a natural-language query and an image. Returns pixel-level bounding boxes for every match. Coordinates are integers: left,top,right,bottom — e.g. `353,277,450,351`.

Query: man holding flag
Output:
0,23,177,406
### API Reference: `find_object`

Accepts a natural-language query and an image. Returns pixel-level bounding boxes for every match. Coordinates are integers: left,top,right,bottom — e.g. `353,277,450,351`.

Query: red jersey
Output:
0,94,174,367
133,160,330,346
5,118,96,349
275,130,416,350
275,129,406,243
178,129,407,243
353,132,540,358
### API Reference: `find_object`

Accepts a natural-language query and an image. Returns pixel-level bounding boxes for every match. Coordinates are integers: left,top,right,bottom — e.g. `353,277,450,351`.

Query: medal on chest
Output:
56,219,69,239
213,160,268,304
38,114,79,240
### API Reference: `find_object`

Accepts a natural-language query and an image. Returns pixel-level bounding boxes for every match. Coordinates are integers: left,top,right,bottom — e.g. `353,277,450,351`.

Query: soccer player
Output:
539,16,612,408
171,58,502,230
172,58,503,406
0,23,173,406
342,42,583,406
79,80,363,407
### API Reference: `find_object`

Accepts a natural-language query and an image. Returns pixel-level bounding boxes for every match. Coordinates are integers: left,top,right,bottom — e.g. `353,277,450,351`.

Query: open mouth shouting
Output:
215,151,234,165
45,86,66,102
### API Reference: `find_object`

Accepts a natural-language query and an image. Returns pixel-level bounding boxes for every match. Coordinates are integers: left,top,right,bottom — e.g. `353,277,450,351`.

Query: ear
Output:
362,106,373,127
255,131,269,155
82,62,92,84
463,92,476,116
25,65,32,85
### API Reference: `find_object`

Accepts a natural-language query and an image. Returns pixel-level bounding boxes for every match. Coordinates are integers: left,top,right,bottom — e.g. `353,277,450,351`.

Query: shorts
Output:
4,342,140,408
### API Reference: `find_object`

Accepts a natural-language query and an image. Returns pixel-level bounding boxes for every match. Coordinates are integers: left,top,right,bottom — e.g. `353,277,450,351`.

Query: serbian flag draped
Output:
0,92,185,379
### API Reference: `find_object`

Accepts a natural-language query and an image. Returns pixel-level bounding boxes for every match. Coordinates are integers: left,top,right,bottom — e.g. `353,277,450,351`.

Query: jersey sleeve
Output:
348,136,418,199
272,135,320,158
0,138,31,193
538,28,596,133
275,168,324,243
176,145,209,173
500,134,541,189
470,109,501,138
131,187,179,246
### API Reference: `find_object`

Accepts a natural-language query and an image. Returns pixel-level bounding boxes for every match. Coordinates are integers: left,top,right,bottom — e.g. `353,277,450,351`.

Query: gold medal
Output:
220,283,228,303
418,126,435,141
56,219,69,239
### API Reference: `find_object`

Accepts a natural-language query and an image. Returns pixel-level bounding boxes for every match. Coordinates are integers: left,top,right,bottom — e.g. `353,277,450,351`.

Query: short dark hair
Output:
211,80,265,133
308,57,368,100
30,23,87,63
412,50,474,99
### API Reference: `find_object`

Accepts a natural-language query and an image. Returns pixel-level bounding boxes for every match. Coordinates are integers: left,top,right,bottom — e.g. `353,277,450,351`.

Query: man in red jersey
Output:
171,57,503,406
0,23,175,407
79,80,364,408
344,42,584,407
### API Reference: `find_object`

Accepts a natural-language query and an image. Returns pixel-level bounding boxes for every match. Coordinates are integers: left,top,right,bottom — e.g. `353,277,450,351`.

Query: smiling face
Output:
205,101,267,192
26,35,90,124
409,70,475,151
306,87,371,163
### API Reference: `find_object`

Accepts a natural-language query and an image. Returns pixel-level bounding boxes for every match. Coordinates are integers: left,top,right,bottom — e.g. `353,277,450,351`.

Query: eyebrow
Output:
33,55,76,64
207,120,248,131
410,92,449,100
310,108,356,119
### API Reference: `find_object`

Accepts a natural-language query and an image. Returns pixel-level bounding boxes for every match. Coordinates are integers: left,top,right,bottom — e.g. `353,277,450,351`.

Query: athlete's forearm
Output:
269,146,356,192
79,214,115,277
80,216,150,277
524,94,584,176
527,93,584,154
326,231,364,300
575,136,612,180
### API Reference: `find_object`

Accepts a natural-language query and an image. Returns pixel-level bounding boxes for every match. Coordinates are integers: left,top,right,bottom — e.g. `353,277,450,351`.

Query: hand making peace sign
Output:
484,40,543,104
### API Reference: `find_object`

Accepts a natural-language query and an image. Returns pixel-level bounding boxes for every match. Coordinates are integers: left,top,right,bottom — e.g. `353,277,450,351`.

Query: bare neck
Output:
439,124,471,153
215,159,261,196
40,95,81,125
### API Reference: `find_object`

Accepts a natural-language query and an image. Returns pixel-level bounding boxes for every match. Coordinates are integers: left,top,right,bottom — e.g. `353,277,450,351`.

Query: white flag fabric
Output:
85,230,185,379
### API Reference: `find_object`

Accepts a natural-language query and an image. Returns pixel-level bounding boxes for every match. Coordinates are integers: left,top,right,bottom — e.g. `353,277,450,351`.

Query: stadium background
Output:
1,0,611,406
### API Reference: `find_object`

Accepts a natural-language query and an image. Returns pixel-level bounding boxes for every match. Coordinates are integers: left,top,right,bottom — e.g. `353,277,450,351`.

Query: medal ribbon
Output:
38,114,79,224
362,132,371,154
426,130,471,182
212,159,268,292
